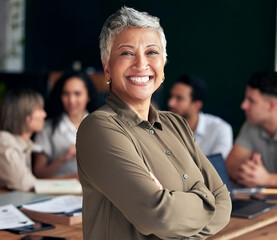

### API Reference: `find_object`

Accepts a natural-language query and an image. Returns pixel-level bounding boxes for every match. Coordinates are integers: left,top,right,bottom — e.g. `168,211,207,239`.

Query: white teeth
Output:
129,76,150,83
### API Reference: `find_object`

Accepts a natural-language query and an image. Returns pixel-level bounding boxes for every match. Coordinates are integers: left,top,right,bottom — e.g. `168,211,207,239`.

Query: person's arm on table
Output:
241,152,277,187
226,144,277,187
226,143,252,181
33,125,76,178
33,147,76,178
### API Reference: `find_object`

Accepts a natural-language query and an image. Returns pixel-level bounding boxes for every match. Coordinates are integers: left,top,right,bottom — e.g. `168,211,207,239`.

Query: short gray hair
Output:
99,6,167,64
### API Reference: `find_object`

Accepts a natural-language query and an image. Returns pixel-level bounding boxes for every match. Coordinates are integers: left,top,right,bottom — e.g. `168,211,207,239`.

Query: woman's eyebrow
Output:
118,44,161,49
146,44,160,49
118,44,133,49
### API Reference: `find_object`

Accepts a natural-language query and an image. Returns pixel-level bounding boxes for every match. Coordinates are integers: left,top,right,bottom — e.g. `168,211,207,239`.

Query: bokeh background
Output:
1,0,276,138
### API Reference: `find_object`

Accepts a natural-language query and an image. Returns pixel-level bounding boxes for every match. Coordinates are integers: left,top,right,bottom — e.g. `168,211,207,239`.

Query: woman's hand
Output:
61,145,76,163
33,145,76,178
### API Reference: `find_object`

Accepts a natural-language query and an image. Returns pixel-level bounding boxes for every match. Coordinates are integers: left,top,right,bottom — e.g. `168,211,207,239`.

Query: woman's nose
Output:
68,95,76,104
131,54,149,71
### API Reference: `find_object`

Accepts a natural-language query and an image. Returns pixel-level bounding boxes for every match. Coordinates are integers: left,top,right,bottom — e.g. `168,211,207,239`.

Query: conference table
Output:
0,223,82,240
1,185,277,240
208,206,277,240
2,208,277,240
0,174,83,240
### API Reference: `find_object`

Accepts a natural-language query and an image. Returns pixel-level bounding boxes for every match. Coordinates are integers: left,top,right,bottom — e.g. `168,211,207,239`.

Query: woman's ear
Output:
102,61,110,80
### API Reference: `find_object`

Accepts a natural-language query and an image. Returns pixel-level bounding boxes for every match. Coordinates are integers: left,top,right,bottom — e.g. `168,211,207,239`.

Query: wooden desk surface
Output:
232,221,277,240
1,186,277,240
0,222,82,240
208,206,277,240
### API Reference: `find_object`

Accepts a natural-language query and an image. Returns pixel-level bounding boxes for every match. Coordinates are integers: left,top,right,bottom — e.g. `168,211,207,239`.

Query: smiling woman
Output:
76,6,232,240
33,70,98,178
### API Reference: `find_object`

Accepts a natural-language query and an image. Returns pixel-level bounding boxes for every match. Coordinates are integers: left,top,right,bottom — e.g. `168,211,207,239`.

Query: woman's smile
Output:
126,75,153,85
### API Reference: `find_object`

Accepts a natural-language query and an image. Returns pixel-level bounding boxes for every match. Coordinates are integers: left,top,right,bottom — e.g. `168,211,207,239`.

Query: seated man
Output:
226,71,277,187
168,74,233,159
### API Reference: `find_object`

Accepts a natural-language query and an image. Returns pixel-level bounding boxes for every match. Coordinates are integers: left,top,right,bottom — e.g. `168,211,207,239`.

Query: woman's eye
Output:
120,51,133,56
147,50,159,55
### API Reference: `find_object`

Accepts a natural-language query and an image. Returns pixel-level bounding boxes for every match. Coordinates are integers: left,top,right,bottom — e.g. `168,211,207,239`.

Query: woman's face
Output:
27,106,46,133
103,27,165,106
61,77,90,117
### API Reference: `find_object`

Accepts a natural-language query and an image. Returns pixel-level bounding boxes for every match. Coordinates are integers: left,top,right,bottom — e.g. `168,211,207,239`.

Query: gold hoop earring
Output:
106,79,111,85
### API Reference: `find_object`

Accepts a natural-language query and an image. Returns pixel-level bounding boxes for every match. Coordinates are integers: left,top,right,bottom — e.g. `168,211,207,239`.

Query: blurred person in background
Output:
168,74,233,159
33,70,98,178
0,89,46,191
227,71,277,187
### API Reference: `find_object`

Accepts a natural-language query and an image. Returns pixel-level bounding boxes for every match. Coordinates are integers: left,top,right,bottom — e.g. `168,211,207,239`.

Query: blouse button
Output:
183,173,188,179
149,129,155,134
166,150,171,156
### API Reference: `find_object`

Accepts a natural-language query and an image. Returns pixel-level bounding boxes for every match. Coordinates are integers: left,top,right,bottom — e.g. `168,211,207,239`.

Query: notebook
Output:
34,179,82,194
0,191,52,207
207,153,277,218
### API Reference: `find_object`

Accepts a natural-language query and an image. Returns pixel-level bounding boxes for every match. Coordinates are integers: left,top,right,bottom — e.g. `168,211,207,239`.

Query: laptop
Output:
207,153,277,218
0,191,52,207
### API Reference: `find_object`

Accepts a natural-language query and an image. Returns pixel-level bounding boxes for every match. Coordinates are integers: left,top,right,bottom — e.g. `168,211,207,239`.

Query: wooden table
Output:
231,221,277,240
209,206,277,240
0,222,82,240
1,186,277,240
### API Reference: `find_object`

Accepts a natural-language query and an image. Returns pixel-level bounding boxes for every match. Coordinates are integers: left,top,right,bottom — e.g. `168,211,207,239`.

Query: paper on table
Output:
0,204,34,229
22,195,82,214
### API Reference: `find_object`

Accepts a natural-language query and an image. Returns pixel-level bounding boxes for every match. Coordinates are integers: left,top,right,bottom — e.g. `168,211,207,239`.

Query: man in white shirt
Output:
168,74,233,159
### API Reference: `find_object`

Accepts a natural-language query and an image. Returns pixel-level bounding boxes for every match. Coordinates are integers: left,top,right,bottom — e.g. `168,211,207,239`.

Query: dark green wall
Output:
25,0,276,137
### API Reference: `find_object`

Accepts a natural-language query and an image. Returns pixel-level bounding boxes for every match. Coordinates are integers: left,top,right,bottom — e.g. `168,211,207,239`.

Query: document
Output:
0,204,34,229
22,195,82,214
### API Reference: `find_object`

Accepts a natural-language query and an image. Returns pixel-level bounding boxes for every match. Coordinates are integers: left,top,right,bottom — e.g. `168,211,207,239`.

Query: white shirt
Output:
35,112,87,176
194,112,233,159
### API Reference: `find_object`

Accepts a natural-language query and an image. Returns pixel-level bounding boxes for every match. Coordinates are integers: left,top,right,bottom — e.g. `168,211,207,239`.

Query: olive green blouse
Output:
76,93,231,240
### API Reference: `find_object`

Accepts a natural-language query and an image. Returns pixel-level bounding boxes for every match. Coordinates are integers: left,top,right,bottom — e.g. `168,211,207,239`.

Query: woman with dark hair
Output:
34,70,98,178
0,89,46,191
